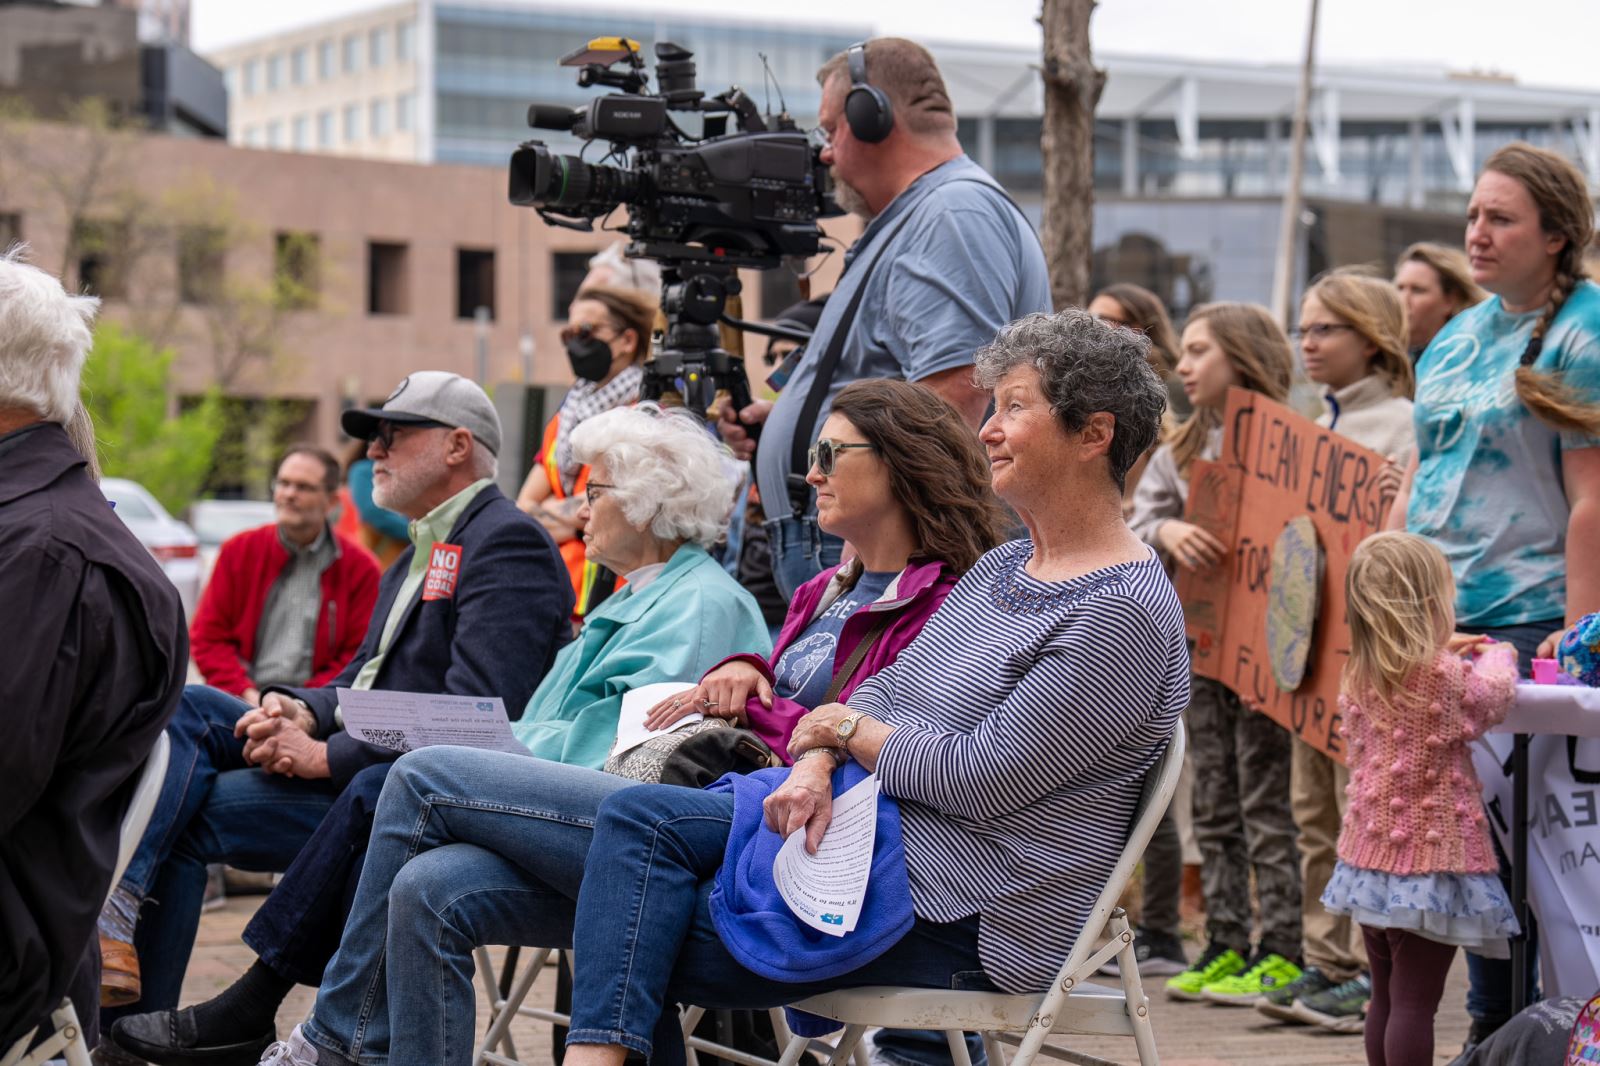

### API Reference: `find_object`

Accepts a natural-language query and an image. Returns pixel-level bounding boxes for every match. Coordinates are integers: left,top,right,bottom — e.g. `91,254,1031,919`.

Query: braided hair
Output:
1481,143,1600,436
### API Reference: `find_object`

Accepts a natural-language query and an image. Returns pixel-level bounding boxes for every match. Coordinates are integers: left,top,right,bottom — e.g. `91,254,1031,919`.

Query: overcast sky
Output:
192,0,1600,94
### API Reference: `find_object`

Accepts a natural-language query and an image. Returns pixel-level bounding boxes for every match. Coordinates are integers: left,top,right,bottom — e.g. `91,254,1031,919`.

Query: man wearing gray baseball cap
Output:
99,370,574,1021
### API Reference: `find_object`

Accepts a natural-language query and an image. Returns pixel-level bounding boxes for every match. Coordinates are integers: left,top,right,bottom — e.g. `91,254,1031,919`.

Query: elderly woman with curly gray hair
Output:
247,311,1192,1066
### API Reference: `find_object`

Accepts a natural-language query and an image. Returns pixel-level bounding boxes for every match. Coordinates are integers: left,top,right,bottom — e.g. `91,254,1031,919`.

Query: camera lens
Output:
509,145,637,212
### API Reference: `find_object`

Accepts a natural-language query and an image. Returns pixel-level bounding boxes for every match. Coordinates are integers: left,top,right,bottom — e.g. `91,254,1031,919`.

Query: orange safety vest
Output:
538,414,620,618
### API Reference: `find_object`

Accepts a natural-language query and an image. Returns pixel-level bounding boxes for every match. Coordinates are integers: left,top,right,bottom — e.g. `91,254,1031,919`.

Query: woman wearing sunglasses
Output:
643,377,1010,764
516,285,657,617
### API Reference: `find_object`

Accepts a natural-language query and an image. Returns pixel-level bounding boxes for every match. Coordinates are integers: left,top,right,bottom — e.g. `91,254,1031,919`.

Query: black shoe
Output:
1099,930,1189,977
1446,1016,1508,1066
1254,965,1334,1023
110,1008,275,1066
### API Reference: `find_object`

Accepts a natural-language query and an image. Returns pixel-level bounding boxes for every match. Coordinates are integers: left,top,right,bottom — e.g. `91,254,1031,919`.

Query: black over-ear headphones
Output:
844,42,894,144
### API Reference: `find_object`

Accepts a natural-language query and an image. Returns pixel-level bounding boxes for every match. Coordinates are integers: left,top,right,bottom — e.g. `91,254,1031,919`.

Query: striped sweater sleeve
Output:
873,593,1168,820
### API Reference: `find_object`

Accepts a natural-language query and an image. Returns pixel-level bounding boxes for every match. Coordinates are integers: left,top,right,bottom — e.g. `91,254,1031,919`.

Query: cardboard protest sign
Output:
1176,388,1395,761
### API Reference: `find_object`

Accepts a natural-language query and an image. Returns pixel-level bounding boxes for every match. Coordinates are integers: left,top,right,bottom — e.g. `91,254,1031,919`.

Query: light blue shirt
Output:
756,156,1051,520
1408,280,1600,627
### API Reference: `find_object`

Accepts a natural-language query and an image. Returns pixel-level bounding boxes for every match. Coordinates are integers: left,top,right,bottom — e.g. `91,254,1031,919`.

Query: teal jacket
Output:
511,543,771,768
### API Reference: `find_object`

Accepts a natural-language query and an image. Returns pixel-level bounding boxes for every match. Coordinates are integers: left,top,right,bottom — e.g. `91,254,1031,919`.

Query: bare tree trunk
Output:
1039,0,1105,311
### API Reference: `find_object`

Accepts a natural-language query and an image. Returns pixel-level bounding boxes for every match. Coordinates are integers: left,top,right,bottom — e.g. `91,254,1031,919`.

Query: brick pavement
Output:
175,897,1473,1066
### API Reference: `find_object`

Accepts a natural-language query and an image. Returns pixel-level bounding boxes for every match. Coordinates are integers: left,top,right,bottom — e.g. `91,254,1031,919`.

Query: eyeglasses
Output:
273,478,327,496
807,125,832,152
559,322,618,345
370,419,449,452
1291,323,1358,341
807,438,875,476
584,481,616,505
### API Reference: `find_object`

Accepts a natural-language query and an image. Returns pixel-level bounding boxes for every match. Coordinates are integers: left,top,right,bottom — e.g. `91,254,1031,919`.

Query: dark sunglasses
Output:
370,418,450,452
807,438,876,476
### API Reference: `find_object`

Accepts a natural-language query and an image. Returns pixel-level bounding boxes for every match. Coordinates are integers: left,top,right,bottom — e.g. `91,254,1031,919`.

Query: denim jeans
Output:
764,514,844,602
298,752,991,1066
1463,618,1553,1023
105,684,339,1018
243,763,392,986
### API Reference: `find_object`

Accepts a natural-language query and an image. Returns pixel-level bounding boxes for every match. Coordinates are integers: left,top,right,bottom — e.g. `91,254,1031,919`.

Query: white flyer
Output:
772,774,879,937
335,688,531,756
609,681,702,758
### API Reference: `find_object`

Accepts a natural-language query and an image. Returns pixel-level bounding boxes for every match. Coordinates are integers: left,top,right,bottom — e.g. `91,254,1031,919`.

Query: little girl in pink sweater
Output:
1321,532,1520,1066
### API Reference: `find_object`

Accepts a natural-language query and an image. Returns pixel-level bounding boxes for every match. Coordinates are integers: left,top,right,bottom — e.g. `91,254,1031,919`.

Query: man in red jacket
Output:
189,446,381,705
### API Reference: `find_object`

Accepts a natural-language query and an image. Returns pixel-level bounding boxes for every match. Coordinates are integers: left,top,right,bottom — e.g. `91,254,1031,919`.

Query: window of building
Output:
551,252,590,318
368,242,409,315
177,226,225,305
291,46,308,85
318,39,335,79
243,58,258,95
369,99,388,138
342,34,361,74
456,248,495,320
0,212,22,250
275,232,321,310
223,66,237,98
395,92,413,132
396,20,415,62
368,27,388,68
75,220,127,300
266,53,283,91
243,125,261,147
317,110,334,149
292,114,310,150
266,120,282,148
343,103,360,141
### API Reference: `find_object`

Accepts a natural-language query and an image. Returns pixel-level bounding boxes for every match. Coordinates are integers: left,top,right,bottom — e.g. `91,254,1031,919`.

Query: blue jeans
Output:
299,751,991,1066
764,514,844,601
106,685,339,1017
243,763,393,986
1463,618,1553,1023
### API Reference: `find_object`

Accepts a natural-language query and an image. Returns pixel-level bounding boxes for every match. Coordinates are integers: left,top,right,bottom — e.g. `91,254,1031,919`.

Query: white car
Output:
189,498,278,591
101,477,201,618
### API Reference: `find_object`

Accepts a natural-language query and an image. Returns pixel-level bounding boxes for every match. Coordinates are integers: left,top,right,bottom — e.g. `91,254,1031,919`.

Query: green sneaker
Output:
1163,943,1245,1001
1291,972,1371,1033
1200,952,1302,1006
1255,965,1334,1023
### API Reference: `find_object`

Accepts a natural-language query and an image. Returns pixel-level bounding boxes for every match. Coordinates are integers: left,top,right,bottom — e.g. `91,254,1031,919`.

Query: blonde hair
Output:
1303,270,1415,399
1344,532,1455,705
1395,242,1486,319
1479,143,1600,436
1170,302,1294,477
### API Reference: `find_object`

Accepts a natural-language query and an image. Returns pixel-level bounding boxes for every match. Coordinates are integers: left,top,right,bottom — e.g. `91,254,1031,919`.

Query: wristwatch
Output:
835,712,866,753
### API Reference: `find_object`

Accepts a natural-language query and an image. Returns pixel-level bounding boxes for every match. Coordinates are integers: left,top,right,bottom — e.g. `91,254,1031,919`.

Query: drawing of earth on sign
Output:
1266,515,1324,692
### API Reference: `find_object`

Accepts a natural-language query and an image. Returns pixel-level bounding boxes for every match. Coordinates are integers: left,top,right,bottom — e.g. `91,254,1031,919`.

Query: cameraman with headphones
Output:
719,37,1050,599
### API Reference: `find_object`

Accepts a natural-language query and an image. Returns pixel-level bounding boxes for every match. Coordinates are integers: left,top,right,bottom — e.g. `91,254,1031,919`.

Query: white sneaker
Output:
259,1025,318,1066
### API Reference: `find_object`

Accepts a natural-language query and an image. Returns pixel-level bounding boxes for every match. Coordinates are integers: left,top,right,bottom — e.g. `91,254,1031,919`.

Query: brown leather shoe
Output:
100,934,141,1007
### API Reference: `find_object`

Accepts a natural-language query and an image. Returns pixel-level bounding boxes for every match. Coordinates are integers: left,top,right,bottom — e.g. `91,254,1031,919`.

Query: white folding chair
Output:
774,723,1187,1066
2,731,171,1066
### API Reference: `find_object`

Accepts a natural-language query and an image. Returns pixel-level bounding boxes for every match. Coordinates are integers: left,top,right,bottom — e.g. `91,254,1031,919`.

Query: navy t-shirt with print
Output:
771,570,896,710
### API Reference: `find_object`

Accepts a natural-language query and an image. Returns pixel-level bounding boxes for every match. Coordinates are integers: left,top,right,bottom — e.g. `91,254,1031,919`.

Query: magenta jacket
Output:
706,557,959,763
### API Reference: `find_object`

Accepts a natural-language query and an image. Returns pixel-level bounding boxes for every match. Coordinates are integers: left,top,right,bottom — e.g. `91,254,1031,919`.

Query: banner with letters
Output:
1474,732,1600,997
1176,388,1395,761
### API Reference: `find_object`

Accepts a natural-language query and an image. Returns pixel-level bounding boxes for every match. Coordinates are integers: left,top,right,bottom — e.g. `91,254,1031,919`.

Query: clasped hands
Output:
235,692,330,779
643,660,773,732
760,702,862,856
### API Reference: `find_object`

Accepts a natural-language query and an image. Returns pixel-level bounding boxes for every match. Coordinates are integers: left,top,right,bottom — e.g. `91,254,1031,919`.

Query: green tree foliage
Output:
81,321,224,513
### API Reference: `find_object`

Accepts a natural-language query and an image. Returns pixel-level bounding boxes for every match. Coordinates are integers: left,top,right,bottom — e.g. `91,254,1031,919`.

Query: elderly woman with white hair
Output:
109,403,769,1065
243,311,1190,1066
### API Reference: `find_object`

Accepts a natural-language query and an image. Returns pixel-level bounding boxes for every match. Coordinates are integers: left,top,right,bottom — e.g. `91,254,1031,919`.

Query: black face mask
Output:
566,335,613,383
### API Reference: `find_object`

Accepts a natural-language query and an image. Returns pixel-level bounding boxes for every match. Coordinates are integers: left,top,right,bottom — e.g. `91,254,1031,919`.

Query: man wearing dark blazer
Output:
98,372,573,1021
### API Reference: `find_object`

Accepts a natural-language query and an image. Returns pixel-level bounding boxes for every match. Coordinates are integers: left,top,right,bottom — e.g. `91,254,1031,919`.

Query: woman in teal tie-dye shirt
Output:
1390,142,1600,666
1386,140,1600,1049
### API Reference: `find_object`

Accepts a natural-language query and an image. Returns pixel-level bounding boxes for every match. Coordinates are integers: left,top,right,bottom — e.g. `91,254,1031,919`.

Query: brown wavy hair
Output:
1395,242,1486,320
1095,283,1180,374
1480,143,1600,435
827,378,1009,579
1170,302,1294,477
1302,269,1415,398
574,284,658,365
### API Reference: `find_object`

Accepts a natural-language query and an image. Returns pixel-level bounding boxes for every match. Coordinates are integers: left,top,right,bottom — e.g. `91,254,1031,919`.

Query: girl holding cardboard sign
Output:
1127,302,1304,1004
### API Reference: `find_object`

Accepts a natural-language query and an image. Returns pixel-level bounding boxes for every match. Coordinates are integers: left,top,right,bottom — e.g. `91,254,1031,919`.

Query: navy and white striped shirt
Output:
855,539,1190,993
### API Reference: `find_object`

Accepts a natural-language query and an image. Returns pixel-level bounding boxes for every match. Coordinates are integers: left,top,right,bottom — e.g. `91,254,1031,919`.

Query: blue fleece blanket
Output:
706,761,915,1035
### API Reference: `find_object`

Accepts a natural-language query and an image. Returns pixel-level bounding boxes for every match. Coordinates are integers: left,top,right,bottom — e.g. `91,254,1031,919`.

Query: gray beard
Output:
832,173,875,220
